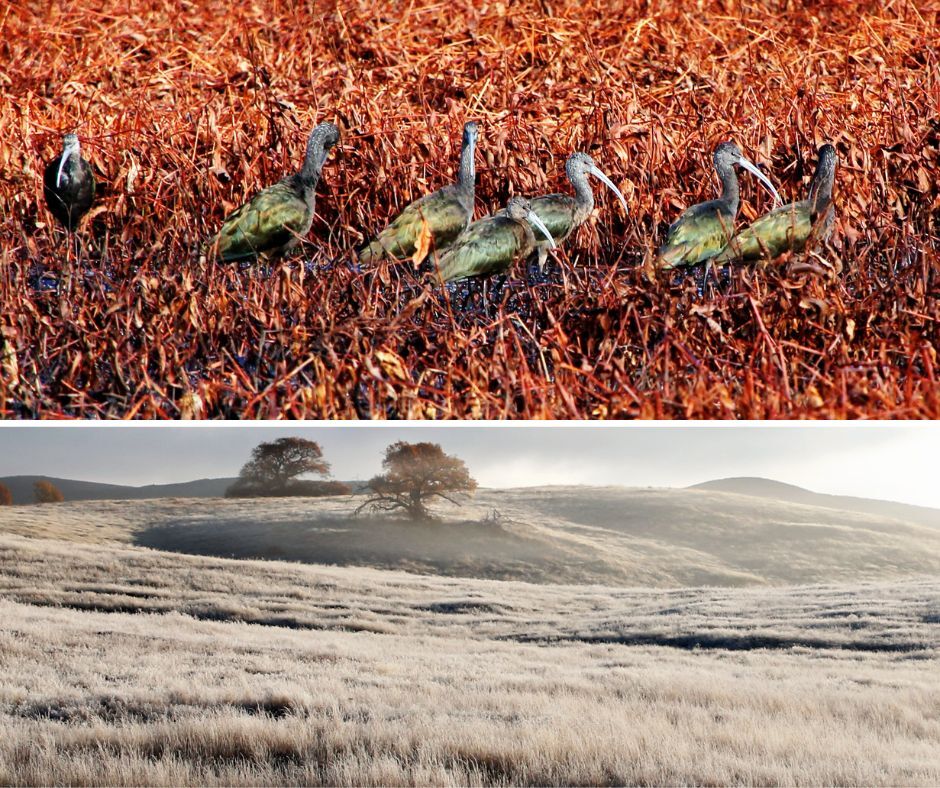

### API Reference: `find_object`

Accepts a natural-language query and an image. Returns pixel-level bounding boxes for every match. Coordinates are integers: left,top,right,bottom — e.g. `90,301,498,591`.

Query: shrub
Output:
34,480,64,504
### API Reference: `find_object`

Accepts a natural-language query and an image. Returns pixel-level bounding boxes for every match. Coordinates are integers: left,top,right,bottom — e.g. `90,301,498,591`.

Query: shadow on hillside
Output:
133,514,621,584
505,631,933,654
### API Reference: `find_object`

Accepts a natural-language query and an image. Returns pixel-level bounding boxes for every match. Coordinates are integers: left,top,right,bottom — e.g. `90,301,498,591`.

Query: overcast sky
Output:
0,423,936,508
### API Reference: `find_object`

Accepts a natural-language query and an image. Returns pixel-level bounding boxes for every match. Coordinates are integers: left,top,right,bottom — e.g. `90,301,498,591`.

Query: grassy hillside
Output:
2,487,940,587
692,477,940,530
0,531,938,786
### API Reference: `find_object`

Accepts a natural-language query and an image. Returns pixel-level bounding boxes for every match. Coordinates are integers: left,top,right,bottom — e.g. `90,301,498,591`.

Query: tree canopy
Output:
357,441,476,520
226,437,332,498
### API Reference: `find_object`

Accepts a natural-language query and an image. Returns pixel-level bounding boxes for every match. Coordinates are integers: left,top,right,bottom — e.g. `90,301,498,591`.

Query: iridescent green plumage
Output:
435,197,555,283
358,122,477,265
527,152,628,270
714,144,837,264
212,122,339,262
656,199,737,270
656,142,781,270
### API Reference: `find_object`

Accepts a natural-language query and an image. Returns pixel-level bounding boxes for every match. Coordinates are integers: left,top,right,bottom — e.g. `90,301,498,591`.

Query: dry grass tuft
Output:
0,0,937,417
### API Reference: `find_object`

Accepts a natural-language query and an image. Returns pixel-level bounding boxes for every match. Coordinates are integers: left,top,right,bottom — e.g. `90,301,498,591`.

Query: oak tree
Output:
226,437,332,497
357,441,476,520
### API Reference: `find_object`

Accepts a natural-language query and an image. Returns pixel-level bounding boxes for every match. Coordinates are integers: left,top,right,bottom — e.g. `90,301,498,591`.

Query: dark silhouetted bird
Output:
43,133,95,232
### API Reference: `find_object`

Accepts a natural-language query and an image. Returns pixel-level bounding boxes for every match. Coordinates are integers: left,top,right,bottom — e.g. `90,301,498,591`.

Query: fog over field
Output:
2,487,940,587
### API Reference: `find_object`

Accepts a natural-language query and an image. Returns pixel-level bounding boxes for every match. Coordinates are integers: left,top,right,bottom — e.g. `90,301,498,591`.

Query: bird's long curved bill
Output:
56,149,73,189
588,165,629,214
528,212,556,249
737,157,782,205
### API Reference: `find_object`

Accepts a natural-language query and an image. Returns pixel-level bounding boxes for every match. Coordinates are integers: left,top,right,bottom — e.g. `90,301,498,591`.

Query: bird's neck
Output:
457,138,475,194
298,140,324,188
569,165,595,221
809,173,833,216
716,161,740,215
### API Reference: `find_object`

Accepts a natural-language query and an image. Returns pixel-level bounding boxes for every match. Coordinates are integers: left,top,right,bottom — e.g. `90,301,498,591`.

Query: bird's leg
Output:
703,258,716,295
73,230,86,279
58,230,76,303
489,274,509,319
63,226,73,271
456,280,475,313
537,245,548,274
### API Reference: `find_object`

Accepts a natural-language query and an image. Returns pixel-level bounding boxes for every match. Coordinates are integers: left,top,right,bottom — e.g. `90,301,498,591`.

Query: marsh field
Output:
1,488,939,785
1,1,938,418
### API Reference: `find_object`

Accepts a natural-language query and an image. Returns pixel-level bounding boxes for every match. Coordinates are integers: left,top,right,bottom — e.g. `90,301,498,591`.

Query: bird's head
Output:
57,133,82,188
506,196,556,249
809,143,838,211
306,122,341,172
462,121,479,149
714,141,781,205
567,151,629,214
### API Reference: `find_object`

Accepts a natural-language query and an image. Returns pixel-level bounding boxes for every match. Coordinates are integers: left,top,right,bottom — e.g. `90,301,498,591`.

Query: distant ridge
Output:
0,476,238,505
691,477,940,530
0,475,370,505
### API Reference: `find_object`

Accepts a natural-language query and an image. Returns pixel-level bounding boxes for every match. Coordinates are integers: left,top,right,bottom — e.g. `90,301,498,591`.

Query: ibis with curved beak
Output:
43,133,95,232
212,122,340,262
436,196,556,283
358,121,478,265
656,142,781,269
528,151,629,270
714,144,837,263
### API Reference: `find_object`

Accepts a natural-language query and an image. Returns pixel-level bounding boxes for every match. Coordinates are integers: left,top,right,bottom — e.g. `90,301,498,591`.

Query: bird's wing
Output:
714,202,812,262
657,201,735,268
529,194,576,243
360,187,469,263
215,181,310,261
436,217,523,282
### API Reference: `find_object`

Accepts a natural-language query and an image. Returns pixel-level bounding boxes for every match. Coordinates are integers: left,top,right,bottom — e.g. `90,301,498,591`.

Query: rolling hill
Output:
2,486,939,587
0,475,238,504
691,477,940,530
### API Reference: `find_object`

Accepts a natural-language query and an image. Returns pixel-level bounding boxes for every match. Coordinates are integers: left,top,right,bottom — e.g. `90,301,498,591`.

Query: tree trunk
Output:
407,491,429,520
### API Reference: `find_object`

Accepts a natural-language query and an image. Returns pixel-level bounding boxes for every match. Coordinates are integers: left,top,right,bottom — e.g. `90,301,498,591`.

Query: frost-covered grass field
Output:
0,531,939,786
2,490,940,785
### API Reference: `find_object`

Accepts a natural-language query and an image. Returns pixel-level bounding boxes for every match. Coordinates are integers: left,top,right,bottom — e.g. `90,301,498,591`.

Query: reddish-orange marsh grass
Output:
1,0,937,418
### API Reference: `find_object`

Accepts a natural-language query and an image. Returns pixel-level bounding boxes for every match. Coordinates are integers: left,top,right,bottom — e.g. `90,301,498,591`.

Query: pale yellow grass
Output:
1,532,939,786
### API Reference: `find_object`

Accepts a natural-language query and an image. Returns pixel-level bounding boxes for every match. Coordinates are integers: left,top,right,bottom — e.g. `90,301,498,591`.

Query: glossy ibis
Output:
656,142,781,269
43,133,95,232
212,122,340,262
358,121,478,265
435,196,555,283
528,151,629,270
714,143,837,263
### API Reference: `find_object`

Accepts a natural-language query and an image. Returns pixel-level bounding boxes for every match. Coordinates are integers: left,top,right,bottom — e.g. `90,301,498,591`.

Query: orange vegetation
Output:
0,0,937,418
